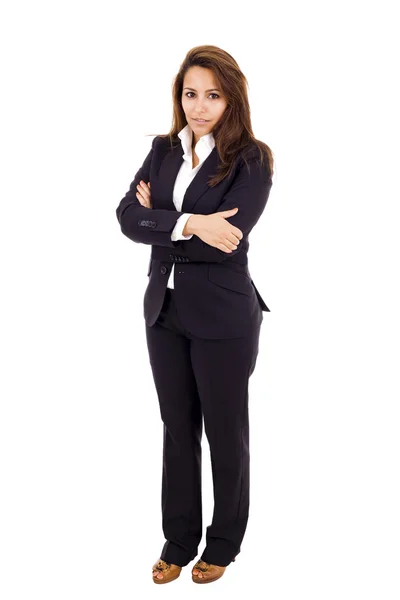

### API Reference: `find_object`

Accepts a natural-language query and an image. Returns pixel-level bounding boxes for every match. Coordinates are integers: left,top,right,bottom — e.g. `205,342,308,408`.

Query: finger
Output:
136,185,151,206
136,191,149,207
232,227,243,240
228,233,241,246
222,236,240,251
137,182,150,197
217,242,233,253
219,208,238,216
226,240,238,250
139,180,151,194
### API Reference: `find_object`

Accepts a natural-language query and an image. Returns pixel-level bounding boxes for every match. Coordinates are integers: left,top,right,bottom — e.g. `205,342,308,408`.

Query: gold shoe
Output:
191,558,234,584
152,559,182,584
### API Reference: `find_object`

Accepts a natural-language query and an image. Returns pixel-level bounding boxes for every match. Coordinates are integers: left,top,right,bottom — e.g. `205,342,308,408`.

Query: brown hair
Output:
150,45,274,187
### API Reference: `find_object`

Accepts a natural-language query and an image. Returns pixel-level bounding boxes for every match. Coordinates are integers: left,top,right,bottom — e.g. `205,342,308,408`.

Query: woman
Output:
116,45,274,584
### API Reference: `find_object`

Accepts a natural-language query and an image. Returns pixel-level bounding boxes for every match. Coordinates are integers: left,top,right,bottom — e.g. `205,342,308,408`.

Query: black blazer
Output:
116,135,273,339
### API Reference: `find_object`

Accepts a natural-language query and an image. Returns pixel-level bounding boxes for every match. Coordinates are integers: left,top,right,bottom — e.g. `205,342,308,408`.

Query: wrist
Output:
183,214,204,236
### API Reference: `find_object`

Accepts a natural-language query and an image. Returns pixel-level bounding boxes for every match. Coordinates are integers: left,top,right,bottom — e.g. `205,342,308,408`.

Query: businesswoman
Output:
116,45,274,584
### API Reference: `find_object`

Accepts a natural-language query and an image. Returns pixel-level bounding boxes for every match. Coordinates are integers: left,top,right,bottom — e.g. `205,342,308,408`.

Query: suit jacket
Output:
116,135,273,339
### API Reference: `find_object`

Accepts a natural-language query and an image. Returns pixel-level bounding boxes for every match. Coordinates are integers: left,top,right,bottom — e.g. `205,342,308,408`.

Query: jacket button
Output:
160,266,168,275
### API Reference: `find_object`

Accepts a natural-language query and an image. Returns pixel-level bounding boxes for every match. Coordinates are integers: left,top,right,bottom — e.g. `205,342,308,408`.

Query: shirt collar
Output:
178,123,215,164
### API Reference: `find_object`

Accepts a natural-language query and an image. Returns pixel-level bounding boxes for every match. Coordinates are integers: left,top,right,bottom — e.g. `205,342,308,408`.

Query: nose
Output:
194,100,206,115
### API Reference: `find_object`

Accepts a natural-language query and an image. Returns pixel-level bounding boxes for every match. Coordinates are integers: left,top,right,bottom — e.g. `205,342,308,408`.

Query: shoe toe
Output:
192,560,227,583
152,559,182,584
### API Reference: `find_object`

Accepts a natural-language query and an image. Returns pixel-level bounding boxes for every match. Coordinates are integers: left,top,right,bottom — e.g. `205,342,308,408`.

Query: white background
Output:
1,0,399,598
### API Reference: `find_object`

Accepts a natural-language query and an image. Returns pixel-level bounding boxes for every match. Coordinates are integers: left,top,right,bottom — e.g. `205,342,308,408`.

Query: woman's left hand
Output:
136,180,152,208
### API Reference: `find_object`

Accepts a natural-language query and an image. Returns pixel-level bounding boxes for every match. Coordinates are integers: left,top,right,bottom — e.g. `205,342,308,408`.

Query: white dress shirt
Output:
166,123,216,289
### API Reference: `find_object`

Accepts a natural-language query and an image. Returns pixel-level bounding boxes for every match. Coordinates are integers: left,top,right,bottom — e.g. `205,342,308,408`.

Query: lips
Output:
194,118,209,122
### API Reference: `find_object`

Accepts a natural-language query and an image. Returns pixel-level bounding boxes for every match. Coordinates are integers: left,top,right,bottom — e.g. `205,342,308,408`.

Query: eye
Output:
184,92,220,99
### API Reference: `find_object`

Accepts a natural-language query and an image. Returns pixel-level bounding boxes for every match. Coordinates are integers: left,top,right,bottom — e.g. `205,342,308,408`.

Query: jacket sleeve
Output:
171,213,194,241
115,136,186,247
159,155,273,263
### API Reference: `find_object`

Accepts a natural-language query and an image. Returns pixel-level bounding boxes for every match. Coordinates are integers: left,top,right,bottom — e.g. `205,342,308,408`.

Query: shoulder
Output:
237,141,272,180
150,134,179,151
240,140,269,163
150,135,162,150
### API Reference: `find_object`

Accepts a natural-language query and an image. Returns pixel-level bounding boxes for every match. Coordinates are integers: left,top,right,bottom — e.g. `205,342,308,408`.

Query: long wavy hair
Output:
150,45,274,187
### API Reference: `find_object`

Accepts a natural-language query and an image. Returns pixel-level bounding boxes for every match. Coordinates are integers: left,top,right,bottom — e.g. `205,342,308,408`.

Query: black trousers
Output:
145,288,262,567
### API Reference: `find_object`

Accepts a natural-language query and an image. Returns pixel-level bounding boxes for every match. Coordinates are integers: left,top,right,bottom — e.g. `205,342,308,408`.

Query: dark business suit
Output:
116,134,273,567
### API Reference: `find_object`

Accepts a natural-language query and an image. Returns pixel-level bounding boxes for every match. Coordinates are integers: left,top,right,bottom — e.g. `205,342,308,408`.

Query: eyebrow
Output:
183,87,221,93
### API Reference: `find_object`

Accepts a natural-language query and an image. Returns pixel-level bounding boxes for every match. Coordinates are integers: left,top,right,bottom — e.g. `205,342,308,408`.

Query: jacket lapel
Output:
157,142,219,214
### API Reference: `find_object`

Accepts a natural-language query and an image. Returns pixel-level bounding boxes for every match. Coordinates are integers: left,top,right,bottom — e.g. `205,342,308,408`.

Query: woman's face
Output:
181,66,228,144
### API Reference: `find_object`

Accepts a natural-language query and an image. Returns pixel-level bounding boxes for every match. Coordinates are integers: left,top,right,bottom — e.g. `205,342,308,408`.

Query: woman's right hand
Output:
186,208,243,253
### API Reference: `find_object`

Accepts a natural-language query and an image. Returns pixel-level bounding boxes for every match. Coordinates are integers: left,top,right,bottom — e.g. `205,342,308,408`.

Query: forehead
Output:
183,66,219,89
